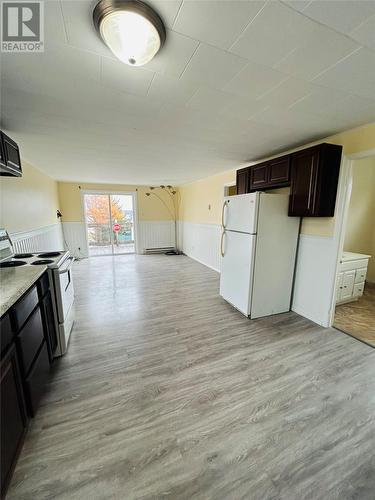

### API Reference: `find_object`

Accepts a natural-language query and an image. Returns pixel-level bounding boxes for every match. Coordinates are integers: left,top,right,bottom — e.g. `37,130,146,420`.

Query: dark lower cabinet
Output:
1,345,28,498
24,342,50,417
16,307,44,376
236,167,250,195
40,291,58,361
1,271,55,496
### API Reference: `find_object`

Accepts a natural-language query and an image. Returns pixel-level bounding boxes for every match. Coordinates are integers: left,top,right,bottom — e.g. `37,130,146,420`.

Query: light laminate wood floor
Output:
334,283,375,347
7,255,375,500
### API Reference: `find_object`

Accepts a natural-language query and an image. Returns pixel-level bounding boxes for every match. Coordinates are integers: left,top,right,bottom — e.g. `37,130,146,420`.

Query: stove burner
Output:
0,260,27,268
15,253,34,259
31,259,54,265
38,252,62,258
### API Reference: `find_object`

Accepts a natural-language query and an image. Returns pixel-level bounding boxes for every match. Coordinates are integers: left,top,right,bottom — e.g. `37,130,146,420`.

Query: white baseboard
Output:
10,223,64,254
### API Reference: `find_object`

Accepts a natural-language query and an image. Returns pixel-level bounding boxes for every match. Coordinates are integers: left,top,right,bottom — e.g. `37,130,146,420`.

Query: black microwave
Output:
0,131,22,177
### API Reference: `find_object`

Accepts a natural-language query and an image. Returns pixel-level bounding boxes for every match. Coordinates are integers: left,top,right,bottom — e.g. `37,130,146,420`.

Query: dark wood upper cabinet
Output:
0,132,6,168
0,132,22,177
268,156,290,187
288,143,342,217
236,167,250,195
235,143,342,217
247,155,291,192
249,163,268,190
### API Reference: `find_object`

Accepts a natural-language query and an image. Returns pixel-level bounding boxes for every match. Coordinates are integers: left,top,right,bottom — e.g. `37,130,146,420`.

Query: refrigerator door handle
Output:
220,230,226,257
221,200,228,229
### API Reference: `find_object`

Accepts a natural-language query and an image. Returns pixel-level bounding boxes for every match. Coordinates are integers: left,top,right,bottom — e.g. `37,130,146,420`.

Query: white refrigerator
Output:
219,192,300,319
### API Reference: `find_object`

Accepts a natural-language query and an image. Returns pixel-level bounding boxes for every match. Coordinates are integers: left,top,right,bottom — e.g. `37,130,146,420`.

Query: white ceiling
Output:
1,0,375,185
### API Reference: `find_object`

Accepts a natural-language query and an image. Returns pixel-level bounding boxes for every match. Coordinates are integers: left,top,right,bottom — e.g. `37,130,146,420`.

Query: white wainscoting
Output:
10,224,64,254
61,222,89,258
138,220,175,253
292,234,337,327
62,220,175,257
178,221,221,273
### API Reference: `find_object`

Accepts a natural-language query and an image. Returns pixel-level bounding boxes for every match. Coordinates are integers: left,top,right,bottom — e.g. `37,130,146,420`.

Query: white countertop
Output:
0,266,47,317
341,251,372,263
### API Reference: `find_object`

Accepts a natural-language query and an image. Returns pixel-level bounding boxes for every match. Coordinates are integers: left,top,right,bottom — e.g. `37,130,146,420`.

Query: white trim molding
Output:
10,223,64,254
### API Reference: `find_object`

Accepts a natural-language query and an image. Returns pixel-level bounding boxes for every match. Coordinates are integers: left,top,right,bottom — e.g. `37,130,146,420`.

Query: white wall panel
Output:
61,222,89,258
292,234,337,327
178,221,221,273
139,220,175,253
10,224,64,254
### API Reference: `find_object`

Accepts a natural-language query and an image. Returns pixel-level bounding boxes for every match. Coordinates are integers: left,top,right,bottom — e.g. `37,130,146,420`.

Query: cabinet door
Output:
24,342,50,417
341,270,355,300
335,272,343,302
0,132,6,167
268,156,290,187
1,133,22,176
249,163,269,190
1,345,28,498
289,148,319,216
40,291,58,361
236,167,249,194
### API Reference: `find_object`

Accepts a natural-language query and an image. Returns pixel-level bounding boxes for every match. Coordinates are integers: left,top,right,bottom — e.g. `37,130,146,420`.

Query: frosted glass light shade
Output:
94,1,166,67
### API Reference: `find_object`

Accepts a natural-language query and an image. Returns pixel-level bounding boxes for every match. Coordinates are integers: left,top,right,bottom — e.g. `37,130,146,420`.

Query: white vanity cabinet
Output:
336,252,371,305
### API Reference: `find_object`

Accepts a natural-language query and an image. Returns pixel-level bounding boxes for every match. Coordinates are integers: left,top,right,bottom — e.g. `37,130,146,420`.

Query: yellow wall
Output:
179,170,235,225
343,156,375,282
58,182,177,222
178,123,375,238
0,161,59,233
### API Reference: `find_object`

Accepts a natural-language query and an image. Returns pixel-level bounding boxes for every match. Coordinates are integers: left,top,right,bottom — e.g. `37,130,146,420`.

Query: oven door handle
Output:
58,256,75,274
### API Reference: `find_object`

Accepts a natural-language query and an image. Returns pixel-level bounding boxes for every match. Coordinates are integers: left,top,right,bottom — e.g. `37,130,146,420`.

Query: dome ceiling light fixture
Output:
93,0,166,67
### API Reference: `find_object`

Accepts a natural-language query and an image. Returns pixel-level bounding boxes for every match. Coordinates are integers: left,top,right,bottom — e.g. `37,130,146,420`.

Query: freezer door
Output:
222,193,259,234
220,230,256,316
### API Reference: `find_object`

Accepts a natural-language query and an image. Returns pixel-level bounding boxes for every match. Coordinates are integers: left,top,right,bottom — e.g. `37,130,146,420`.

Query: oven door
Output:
53,257,75,323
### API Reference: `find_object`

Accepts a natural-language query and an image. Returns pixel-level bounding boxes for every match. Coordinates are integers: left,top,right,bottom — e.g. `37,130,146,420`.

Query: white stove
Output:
0,230,75,357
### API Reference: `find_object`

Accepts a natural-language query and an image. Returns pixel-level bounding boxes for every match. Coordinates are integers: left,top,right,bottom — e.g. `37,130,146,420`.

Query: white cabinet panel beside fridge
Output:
219,192,300,319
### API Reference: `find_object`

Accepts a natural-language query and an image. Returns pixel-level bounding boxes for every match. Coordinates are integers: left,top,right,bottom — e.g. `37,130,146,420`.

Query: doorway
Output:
333,155,375,347
83,192,136,256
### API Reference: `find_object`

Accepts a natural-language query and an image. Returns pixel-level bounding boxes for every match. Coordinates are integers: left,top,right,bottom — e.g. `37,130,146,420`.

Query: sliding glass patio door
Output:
84,193,135,256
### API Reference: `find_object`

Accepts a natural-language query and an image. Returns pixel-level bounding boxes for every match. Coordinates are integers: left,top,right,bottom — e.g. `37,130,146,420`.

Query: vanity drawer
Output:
340,259,368,272
355,268,367,284
353,282,365,298
16,307,44,376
